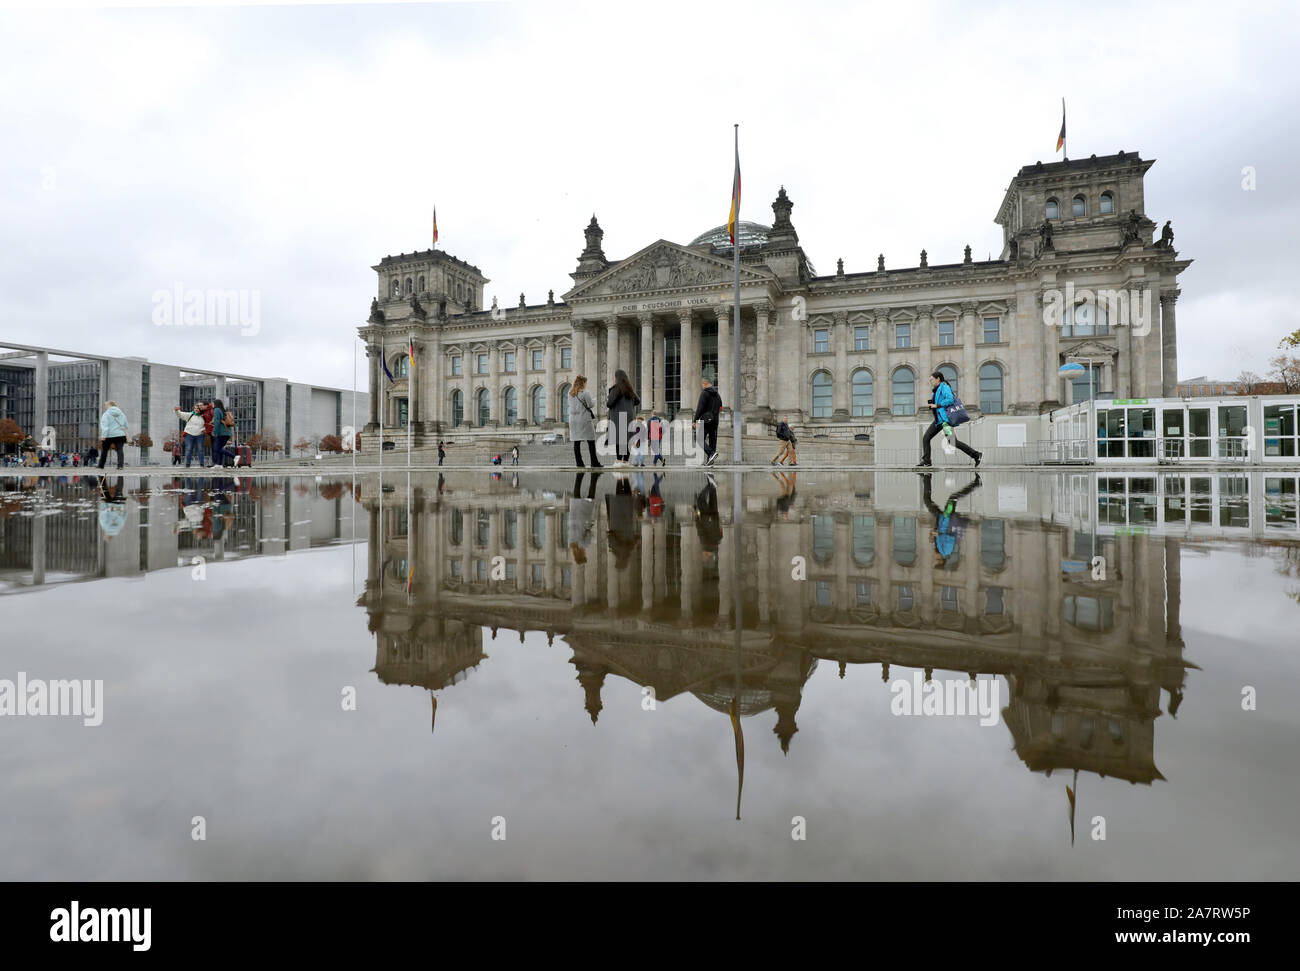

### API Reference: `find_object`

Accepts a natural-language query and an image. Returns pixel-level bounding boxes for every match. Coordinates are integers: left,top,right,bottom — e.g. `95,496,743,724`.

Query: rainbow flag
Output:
727,132,741,244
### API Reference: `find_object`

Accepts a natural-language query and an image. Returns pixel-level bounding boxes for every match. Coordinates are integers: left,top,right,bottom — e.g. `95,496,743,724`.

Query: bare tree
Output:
1235,371,1263,395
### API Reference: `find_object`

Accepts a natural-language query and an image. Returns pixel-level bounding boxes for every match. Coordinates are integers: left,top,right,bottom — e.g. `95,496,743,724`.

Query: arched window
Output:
451,390,463,427
502,510,517,550
979,362,1004,414
503,386,518,425
851,369,873,417
1045,198,1059,220
936,364,958,398
1099,191,1114,214
477,388,491,425
852,514,875,567
1072,195,1086,217
558,384,571,424
393,355,409,379
811,370,832,418
531,509,546,550
812,515,834,565
450,509,463,546
391,279,401,298
417,275,425,292
891,367,915,416
405,277,413,295
531,385,546,423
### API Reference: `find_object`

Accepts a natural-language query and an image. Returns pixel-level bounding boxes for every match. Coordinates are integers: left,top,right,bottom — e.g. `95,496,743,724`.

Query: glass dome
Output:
689,220,771,250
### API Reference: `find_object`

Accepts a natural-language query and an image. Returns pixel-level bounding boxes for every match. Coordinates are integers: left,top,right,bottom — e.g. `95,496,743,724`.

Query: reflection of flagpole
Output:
730,468,745,819
407,331,413,469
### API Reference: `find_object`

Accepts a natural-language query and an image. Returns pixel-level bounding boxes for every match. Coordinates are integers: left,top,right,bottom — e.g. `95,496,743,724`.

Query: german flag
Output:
1056,98,1066,153
409,336,415,367
432,206,438,246
727,129,741,245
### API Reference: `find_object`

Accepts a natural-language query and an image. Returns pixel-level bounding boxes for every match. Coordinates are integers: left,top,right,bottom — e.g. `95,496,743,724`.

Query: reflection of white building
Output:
358,469,1204,783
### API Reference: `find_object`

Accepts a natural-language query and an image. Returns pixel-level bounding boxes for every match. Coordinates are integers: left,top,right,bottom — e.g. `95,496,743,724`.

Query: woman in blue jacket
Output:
917,371,981,467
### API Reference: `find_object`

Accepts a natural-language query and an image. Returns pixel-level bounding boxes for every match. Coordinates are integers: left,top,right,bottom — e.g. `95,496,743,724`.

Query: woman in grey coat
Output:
567,375,602,468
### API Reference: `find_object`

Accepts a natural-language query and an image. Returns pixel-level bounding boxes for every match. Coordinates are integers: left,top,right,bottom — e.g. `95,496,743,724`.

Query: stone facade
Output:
360,152,1191,444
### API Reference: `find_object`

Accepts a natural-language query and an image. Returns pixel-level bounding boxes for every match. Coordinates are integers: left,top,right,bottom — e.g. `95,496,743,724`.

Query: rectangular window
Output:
896,323,911,348
477,354,488,374
897,584,915,611
854,326,869,351
938,320,955,345
451,356,462,376
503,351,515,373
532,349,543,371
1264,403,1298,457
814,328,829,353
983,317,1000,343
561,347,572,369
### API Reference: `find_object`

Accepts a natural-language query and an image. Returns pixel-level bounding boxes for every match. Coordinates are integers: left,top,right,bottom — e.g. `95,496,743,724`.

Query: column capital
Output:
832,310,848,326
873,309,892,325
960,300,978,315
1160,288,1181,305
754,299,773,316
636,311,653,325
915,304,934,318
712,304,730,321
676,308,693,325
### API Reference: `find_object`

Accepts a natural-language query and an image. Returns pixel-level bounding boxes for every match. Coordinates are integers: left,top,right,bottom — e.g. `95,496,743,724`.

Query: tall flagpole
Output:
352,338,357,476
407,331,413,468
379,334,384,470
732,123,742,464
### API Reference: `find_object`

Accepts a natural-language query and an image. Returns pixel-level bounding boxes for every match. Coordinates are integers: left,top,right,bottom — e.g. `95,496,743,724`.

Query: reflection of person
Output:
606,475,639,568
773,470,797,519
568,470,600,562
921,471,981,569
95,476,128,538
917,371,981,468
694,476,722,555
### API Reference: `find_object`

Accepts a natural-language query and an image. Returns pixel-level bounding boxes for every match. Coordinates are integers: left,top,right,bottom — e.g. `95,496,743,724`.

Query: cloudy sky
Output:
1,0,1296,390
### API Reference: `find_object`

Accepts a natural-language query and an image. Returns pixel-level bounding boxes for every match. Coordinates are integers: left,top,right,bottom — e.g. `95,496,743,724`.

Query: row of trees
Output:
1236,329,1300,394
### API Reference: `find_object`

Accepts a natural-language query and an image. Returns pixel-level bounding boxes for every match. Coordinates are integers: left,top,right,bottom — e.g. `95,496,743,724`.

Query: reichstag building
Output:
358,151,1190,443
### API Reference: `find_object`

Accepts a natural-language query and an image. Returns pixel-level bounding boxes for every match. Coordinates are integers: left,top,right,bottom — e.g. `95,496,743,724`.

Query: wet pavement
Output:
1,468,1298,879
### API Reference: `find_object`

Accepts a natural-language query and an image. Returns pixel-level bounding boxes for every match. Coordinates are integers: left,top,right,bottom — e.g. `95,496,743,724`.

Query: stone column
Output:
715,305,731,406
680,518,696,618
638,313,654,410
585,325,599,387
874,310,892,417
34,351,48,447
1040,292,1060,409
488,342,500,426
572,319,586,376
653,319,666,415
755,302,772,415
654,518,667,604
678,309,695,419
916,305,933,413
961,301,978,409
367,346,380,425
408,335,419,428
1160,289,1180,398
832,311,849,420
717,517,733,627
641,519,653,611
795,311,807,421
544,336,556,425
756,520,771,625
606,318,619,389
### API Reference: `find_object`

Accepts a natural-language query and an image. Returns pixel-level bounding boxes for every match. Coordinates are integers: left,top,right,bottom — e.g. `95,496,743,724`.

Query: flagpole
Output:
407,330,413,469
379,334,384,471
732,123,742,465
352,337,357,476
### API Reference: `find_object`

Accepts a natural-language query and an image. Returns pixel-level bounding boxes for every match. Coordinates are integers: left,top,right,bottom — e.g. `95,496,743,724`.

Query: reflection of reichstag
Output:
351,468,1300,789
0,476,367,594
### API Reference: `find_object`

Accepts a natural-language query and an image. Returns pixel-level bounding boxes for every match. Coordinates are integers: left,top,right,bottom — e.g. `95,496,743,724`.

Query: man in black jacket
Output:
691,376,723,466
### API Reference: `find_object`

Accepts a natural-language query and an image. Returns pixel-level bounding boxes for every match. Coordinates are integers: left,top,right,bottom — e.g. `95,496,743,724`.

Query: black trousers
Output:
921,420,978,464
573,440,600,466
99,436,125,469
701,419,718,458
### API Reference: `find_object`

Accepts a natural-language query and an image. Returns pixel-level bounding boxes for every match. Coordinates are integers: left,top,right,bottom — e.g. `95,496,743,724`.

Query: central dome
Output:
689,220,770,250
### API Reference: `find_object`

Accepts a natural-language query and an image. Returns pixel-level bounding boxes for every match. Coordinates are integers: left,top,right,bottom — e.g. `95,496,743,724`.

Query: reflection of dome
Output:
693,684,774,717
689,221,770,250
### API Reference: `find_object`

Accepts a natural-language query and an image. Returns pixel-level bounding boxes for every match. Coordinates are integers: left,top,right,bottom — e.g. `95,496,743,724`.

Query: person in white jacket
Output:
174,403,207,468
